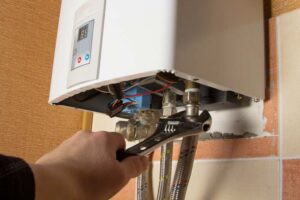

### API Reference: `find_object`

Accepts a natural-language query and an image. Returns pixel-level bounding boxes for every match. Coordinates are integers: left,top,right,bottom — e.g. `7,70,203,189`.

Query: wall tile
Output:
111,179,135,200
152,137,278,160
152,159,279,200
92,113,121,132
283,159,300,200
277,9,300,157
114,159,280,200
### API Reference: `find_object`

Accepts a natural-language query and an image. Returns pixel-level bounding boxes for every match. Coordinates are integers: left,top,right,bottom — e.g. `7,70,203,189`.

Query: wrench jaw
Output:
116,110,211,161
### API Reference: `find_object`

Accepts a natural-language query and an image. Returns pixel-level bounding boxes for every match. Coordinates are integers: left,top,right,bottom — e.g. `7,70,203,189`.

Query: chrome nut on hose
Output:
162,89,177,117
183,88,201,105
183,88,201,117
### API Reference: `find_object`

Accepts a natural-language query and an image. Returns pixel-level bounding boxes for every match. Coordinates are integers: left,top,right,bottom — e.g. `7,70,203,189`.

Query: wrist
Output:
30,163,82,200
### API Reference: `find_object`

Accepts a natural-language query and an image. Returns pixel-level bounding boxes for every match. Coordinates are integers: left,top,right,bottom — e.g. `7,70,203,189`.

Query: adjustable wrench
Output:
117,110,211,161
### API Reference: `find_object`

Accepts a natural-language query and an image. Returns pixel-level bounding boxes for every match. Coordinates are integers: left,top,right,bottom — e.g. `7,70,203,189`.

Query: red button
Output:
77,57,82,63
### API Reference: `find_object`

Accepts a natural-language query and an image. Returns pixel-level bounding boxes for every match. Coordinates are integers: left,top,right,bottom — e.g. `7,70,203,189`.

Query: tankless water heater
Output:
49,0,265,118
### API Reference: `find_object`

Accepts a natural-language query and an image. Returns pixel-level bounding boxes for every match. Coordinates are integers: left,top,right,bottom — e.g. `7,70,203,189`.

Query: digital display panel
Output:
78,24,89,41
71,20,94,71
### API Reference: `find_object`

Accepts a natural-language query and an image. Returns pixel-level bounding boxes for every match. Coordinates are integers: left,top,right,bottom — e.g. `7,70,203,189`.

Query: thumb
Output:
120,156,149,178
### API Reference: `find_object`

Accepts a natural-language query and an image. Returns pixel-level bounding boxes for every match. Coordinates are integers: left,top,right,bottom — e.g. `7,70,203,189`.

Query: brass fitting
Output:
116,110,161,141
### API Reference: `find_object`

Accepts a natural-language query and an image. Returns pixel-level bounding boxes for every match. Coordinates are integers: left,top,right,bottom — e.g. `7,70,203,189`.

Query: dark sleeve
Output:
0,154,35,200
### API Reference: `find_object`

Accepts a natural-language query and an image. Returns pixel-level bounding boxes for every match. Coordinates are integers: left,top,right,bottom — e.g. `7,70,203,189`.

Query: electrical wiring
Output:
108,82,173,116
124,101,137,107
112,99,121,107
110,83,172,108
109,99,122,109
122,77,155,92
123,84,173,98
108,98,138,117
109,98,136,109
95,87,110,94
126,98,135,102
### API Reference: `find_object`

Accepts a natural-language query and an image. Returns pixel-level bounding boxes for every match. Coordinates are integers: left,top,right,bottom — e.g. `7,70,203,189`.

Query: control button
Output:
77,57,82,63
85,54,90,61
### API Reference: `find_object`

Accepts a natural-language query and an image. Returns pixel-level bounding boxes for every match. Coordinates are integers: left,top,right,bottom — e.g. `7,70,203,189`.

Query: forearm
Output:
0,131,148,200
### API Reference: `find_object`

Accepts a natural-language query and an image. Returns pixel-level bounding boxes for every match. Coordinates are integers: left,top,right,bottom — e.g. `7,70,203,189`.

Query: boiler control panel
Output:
67,0,105,88
72,20,94,70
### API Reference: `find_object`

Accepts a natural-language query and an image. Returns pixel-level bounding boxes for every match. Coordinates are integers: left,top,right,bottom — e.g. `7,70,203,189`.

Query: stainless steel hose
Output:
137,170,149,200
157,90,176,200
170,81,200,200
170,135,198,200
137,154,154,200
157,142,173,200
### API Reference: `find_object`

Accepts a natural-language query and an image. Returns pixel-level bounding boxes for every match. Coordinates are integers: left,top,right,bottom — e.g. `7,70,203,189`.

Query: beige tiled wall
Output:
92,113,120,132
277,8,300,200
151,160,279,200
277,9,300,157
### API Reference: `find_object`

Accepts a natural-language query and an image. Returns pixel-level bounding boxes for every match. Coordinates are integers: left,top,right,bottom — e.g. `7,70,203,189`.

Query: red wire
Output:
112,99,120,107
123,84,173,98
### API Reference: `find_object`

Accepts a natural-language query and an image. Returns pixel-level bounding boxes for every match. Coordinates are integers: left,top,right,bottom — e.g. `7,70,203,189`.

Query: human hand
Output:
30,131,149,200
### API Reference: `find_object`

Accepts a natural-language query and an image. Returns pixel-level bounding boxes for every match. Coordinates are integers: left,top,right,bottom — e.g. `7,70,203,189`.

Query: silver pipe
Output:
157,90,176,200
170,82,200,200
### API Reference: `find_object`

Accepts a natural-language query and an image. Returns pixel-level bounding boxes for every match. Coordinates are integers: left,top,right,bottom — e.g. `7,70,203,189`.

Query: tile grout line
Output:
151,156,279,165
276,16,283,200
281,156,300,160
193,156,279,163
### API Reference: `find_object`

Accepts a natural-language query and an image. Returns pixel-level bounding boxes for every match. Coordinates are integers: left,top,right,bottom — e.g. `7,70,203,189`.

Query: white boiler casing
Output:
49,0,265,108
